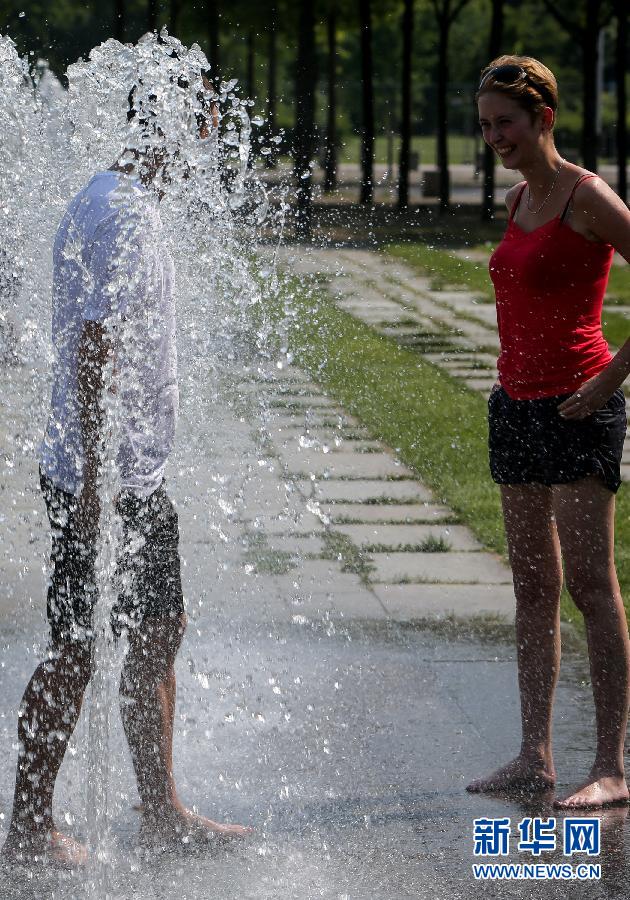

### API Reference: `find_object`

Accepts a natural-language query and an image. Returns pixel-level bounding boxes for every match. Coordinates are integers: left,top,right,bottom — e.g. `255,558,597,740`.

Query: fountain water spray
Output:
1,26,284,896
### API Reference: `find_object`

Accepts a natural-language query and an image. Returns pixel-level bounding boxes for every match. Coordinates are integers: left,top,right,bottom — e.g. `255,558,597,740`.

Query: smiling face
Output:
477,91,553,170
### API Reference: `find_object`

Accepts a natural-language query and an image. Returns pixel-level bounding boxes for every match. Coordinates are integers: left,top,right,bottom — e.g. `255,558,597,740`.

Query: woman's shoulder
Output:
505,181,526,212
566,168,630,248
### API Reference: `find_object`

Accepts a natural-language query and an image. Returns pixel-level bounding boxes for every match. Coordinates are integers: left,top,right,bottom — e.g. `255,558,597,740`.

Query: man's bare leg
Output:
467,484,560,794
553,477,630,809
1,645,91,866
119,613,252,843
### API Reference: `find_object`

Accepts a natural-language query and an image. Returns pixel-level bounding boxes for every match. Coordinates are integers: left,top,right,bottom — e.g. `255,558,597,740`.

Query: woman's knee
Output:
565,569,618,615
511,564,563,608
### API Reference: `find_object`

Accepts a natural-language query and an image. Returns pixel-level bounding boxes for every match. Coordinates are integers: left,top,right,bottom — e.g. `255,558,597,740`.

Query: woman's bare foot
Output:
554,773,629,810
1,828,87,868
467,755,556,794
140,807,253,847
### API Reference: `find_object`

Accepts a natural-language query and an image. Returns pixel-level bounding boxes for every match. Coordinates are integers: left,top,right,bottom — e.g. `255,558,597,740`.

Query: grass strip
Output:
265,278,630,625
601,309,630,349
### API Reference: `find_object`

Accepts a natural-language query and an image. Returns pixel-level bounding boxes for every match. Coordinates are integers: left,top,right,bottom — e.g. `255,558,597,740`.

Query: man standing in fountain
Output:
1,76,251,867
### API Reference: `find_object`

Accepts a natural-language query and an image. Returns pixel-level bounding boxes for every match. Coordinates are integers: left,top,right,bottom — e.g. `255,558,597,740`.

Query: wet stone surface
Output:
0,617,626,899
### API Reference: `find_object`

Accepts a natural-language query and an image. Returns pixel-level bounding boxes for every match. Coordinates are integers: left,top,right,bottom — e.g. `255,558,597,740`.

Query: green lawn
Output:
264,277,630,625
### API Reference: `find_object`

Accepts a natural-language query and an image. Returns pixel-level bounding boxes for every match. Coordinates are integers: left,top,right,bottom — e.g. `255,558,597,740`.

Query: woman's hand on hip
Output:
557,373,617,420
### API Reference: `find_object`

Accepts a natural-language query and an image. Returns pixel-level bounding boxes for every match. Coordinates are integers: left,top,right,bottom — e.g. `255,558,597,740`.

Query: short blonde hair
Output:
476,55,558,121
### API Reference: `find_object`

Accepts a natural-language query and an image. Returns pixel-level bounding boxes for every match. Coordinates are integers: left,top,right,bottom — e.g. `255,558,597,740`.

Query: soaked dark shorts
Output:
488,386,627,494
40,472,185,647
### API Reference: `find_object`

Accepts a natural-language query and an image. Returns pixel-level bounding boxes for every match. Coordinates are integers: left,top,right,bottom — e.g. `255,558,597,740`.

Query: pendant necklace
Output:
526,158,565,215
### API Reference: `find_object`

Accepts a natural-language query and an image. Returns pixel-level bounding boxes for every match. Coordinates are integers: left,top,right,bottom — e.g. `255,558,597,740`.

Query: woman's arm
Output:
558,181,630,419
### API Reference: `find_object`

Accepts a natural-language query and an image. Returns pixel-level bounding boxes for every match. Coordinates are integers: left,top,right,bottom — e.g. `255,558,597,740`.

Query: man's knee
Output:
122,611,187,688
47,640,93,686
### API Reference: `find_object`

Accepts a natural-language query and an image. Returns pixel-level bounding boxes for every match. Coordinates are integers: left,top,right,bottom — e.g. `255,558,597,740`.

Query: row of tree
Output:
2,0,628,236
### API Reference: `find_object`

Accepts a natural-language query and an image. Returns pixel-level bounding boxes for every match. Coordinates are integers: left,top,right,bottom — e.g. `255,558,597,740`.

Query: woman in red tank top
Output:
466,55,630,809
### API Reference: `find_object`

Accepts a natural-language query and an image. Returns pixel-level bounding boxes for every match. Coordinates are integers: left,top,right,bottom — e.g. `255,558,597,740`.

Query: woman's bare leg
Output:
553,476,630,809
467,484,561,792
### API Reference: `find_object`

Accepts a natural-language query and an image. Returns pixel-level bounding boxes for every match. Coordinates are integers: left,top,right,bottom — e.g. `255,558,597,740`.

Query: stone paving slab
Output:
372,583,515,622
278,449,414,479
275,437,382,454
267,535,325,555
339,304,407,323
463,378,497,394
266,427,374,448
370,551,512,584
298,478,434,503
282,587,388,620
241,511,324,534
446,367,498,379
320,502,453,523
334,523,481,551
268,394,341,409
269,412,350,430
323,440,383,453
271,558,370,592
380,325,444,339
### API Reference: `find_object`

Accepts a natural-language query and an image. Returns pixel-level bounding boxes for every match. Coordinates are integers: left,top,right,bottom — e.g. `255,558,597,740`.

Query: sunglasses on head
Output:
478,64,556,109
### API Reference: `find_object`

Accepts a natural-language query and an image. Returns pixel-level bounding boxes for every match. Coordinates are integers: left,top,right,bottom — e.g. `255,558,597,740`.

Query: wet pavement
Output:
1,337,628,897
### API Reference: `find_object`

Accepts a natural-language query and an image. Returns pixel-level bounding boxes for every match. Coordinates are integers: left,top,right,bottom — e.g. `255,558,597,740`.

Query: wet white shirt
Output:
39,170,178,498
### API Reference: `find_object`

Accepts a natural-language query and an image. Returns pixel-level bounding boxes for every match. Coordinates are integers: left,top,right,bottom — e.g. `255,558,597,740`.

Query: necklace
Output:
526,159,565,215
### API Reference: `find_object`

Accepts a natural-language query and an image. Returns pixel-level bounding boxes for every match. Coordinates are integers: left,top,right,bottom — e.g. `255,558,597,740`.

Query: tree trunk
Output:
481,0,504,220
169,0,181,36
293,0,317,239
358,0,374,205
581,0,601,172
207,0,220,81
324,7,338,192
436,13,450,211
147,0,158,32
114,0,126,42
267,10,277,132
614,0,627,202
266,7,278,168
246,29,255,101
397,0,414,208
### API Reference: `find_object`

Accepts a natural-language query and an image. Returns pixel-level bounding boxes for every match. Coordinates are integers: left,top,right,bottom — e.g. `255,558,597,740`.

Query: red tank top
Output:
489,174,614,400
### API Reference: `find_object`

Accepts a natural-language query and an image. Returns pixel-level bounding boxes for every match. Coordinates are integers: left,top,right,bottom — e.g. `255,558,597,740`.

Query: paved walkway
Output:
278,245,630,482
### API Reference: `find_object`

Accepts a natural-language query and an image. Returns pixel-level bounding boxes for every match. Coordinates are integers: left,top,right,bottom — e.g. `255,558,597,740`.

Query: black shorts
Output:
488,386,627,494
40,472,185,647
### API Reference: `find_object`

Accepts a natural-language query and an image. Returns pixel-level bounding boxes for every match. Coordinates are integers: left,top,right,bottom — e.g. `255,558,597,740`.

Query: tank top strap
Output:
509,183,528,222
560,173,597,223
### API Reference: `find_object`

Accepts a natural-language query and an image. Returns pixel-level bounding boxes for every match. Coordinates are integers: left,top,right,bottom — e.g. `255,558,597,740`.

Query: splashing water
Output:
0,28,286,897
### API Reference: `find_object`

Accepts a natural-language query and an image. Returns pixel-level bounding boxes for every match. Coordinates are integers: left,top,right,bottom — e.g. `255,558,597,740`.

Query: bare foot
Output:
1,829,87,868
467,755,556,794
554,774,629,810
140,807,253,848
